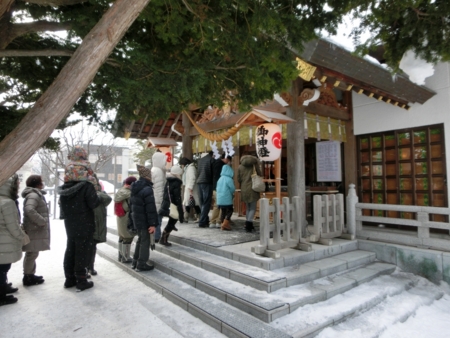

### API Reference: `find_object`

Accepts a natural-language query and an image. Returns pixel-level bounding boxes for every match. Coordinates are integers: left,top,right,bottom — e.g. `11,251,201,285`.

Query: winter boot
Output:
23,274,45,286
89,269,98,276
221,219,232,231
0,294,18,306
76,276,94,292
64,276,77,288
122,244,132,263
160,231,172,246
135,264,154,272
3,284,18,294
245,221,255,233
131,260,137,270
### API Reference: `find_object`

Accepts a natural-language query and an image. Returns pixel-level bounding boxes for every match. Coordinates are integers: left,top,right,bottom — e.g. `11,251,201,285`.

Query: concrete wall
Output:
352,62,450,172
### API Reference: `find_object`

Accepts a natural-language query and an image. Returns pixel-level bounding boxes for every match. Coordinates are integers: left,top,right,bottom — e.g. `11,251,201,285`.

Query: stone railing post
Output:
346,183,358,236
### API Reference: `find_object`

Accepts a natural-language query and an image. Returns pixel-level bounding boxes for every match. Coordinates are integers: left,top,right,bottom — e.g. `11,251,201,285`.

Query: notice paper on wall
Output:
316,141,342,182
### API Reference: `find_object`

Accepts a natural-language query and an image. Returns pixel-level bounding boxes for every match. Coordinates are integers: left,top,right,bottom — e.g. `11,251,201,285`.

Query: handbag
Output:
251,165,266,193
167,185,179,220
188,195,196,207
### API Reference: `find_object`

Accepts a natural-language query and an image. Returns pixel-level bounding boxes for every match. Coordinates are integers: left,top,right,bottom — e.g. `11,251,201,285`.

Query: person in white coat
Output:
179,157,200,222
151,151,167,242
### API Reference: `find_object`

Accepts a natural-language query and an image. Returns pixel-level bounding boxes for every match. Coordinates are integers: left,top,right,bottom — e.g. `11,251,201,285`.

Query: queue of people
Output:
0,146,261,306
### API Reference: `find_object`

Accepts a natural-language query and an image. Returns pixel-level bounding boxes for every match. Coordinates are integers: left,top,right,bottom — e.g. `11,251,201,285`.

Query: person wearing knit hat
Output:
158,166,184,246
136,164,152,181
129,164,158,271
64,146,95,184
113,176,137,264
58,161,100,291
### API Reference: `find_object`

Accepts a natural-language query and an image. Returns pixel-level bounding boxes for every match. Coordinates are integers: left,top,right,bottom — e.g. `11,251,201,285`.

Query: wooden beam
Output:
182,112,193,159
137,114,148,137
157,119,169,138
167,113,182,140
189,113,244,136
147,121,157,137
306,102,350,121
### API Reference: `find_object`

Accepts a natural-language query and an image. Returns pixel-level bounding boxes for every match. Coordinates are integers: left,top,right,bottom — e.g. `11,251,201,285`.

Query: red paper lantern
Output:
255,123,282,161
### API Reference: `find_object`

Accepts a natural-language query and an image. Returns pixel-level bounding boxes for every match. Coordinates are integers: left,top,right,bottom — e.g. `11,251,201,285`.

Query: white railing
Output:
306,194,345,245
252,197,310,258
347,184,450,250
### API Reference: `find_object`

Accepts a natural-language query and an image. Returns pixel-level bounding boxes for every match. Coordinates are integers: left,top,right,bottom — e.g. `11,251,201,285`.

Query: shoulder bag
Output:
251,164,266,193
167,185,179,220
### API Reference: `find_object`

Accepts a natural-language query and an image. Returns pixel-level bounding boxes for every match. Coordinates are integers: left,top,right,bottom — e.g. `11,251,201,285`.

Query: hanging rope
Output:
183,111,249,141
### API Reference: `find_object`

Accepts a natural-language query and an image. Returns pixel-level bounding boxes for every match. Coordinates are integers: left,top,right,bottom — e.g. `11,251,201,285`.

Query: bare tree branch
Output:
18,0,88,6
0,49,122,67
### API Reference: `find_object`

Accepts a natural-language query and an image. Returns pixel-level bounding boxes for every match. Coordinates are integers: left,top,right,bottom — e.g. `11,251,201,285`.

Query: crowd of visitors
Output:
0,146,262,305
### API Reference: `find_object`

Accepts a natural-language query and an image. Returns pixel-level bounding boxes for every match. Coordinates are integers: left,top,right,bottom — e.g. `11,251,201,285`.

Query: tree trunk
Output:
0,0,151,185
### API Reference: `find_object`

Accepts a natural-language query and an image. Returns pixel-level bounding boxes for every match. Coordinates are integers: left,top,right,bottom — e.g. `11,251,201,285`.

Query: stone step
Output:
95,242,291,338
103,233,395,323
106,223,360,271
107,231,375,293
271,272,444,337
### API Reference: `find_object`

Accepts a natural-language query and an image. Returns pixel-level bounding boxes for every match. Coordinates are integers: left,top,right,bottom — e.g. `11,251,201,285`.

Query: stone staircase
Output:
96,221,400,337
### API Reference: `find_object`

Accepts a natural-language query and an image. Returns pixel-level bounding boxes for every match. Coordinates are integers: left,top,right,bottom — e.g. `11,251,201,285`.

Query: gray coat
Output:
0,176,25,264
22,187,51,252
237,155,262,203
114,186,134,240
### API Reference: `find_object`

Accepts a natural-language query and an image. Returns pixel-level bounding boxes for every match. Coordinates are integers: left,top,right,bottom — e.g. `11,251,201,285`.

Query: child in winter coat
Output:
216,165,235,231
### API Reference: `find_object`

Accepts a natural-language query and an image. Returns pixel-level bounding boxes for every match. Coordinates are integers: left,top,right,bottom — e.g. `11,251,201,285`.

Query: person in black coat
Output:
58,160,100,292
158,166,184,246
196,151,215,227
129,165,158,271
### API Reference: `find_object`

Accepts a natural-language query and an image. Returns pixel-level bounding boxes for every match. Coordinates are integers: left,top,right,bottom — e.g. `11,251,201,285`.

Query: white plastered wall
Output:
353,62,450,173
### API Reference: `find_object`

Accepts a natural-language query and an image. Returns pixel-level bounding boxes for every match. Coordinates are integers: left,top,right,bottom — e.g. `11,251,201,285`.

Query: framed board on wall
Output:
316,141,342,182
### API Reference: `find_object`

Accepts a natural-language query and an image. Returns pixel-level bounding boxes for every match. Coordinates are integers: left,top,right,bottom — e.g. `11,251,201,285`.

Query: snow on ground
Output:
1,219,225,338
3,203,450,338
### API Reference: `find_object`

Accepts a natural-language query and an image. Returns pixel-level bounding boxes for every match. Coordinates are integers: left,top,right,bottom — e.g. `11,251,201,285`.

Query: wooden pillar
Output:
182,112,193,160
343,92,357,197
286,78,306,226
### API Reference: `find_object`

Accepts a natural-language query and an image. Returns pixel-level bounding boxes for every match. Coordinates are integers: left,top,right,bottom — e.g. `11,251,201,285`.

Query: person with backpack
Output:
113,176,137,263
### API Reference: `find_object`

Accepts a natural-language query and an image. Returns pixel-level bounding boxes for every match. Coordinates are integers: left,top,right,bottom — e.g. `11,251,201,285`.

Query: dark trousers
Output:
164,217,178,233
0,263,11,285
219,205,234,223
198,183,213,226
64,236,93,278
133,228,150,266
88,240,100,270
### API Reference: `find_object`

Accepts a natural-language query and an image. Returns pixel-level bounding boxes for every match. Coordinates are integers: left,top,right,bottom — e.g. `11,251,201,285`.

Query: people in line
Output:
21,175,49,286
238,152,262,232
159,166,184,246
151,151,167,242
216,165,235,231
114,176,137,263
196,151,215,228
179,157,201,222
210,153,232,228
89,177,112,276
0,174,26,306
58,146,100,292
129,165,158,272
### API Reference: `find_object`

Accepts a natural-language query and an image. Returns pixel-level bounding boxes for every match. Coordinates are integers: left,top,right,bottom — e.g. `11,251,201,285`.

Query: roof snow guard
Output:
300,39,436,109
